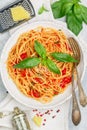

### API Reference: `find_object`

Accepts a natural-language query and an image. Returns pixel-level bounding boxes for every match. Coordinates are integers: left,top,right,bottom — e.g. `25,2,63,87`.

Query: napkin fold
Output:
0,94,70,130
0,0,87,130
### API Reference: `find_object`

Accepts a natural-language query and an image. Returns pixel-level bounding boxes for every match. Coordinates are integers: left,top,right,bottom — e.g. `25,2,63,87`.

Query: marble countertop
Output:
0,0,87,130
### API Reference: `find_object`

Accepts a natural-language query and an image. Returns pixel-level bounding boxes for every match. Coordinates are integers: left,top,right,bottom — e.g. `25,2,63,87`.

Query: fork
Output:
68,37,87,107
68,37,82,125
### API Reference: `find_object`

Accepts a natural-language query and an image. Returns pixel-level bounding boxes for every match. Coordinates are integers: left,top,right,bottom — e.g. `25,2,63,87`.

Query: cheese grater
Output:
0,0,35,33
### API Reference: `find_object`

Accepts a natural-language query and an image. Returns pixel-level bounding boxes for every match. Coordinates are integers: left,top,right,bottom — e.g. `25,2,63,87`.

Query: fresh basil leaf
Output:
51,0,87,35
52,0,71,8
46,58,60,74
60,0,71,3
73,4,82,23
66,10,82,35
38,5,49,15
51,1,61,9
34,40,46,59
51,0,72,18
51,1,64,18
72,0,80,4
14,57,41,69
80,5,87,24
51,52,78,62
62,2,73,15
38,6,44,15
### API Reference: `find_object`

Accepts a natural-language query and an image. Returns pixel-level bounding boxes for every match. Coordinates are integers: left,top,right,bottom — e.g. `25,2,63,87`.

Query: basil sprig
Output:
51,0,87,35
34,41,60,74
14,40,77,74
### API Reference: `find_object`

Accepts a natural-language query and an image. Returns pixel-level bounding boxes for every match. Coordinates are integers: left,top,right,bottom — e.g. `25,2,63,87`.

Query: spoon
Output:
71,71,81,125
68,37,87,107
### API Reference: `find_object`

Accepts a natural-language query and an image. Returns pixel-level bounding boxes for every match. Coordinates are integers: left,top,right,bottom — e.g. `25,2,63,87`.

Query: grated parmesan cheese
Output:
10,5,30,22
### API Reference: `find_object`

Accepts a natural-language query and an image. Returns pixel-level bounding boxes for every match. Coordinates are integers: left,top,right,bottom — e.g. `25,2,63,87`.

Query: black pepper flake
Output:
45,110,49,114
52,115,56,118
33,109,38,112
56,109,60,113
43,123,45,126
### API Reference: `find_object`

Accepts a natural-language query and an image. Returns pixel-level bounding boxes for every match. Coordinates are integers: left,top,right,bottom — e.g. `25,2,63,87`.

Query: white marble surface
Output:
0,0,87,130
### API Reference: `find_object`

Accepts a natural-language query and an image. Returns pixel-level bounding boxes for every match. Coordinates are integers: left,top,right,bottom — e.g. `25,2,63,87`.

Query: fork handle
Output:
72,74,81,125
76,68,87,107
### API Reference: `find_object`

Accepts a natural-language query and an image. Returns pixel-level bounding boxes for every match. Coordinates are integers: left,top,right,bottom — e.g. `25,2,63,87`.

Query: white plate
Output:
0,21,85,109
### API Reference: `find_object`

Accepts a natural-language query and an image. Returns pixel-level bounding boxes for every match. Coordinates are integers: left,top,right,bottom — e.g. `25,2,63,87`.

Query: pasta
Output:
6,27,73,103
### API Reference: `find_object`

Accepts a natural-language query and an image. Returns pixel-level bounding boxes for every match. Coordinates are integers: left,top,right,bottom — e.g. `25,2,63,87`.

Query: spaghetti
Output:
7,27,73,103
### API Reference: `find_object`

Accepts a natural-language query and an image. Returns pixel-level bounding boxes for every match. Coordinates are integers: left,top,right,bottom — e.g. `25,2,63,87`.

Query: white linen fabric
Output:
0,0,87,130
0,95,70,130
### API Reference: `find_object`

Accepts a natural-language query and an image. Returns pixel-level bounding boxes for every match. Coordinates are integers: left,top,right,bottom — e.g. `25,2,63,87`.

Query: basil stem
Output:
38,4,49,15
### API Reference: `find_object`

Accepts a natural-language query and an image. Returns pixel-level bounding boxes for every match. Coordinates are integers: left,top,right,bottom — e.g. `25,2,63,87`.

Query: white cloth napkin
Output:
0,0,87,130
0,94,70,130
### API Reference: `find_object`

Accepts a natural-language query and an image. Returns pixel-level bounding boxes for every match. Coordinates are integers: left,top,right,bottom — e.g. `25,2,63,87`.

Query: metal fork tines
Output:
68,37,80,64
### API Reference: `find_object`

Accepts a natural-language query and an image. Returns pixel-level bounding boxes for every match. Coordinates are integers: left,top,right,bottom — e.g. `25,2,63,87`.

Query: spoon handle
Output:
76,68,87,107
72,73,81,125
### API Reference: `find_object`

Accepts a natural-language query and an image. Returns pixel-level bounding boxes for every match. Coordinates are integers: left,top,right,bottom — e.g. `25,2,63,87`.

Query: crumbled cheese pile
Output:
10,5,30,22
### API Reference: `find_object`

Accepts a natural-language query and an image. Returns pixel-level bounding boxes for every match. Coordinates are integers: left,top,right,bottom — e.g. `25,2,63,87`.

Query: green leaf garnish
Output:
66,10,83,35
73,4,82,23
51,1,64,18
51,52,78,62
34,40,46,59
41,59,47,66
72,0,80,4
14,57,41,69
14,40,77,74
62,2,73,15
80,5,87,24
51,0,72,18
51,0,87,35
46,58,60,74
38,4,49,15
